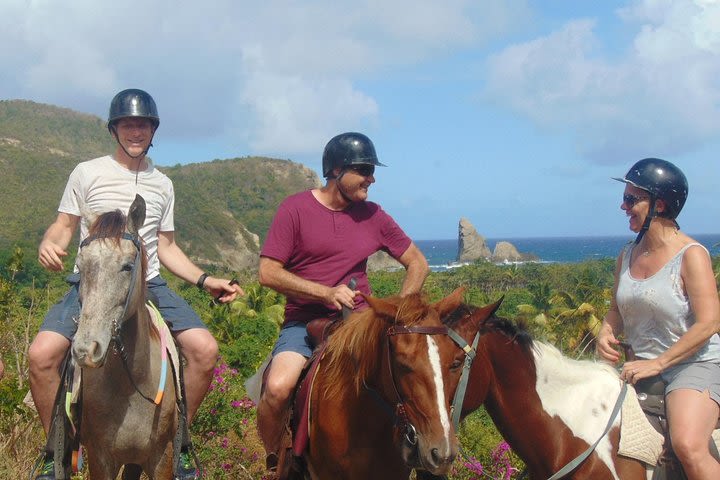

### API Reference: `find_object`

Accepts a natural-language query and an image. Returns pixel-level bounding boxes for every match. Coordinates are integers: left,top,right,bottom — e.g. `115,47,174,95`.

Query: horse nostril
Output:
89,341,101,360
430,447,442,466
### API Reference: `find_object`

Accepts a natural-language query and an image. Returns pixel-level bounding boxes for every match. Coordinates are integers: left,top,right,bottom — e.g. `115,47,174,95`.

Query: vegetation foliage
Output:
4,249,717,479
2,99,719,478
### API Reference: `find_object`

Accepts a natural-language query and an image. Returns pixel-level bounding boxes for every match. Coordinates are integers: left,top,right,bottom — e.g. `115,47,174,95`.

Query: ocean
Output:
416,234,720,272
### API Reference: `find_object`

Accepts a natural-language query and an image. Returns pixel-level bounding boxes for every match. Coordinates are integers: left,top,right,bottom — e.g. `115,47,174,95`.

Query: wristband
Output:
196,273,209,290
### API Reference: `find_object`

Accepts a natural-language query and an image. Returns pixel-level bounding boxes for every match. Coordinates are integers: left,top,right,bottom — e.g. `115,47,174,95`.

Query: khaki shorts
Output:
662,361,720,406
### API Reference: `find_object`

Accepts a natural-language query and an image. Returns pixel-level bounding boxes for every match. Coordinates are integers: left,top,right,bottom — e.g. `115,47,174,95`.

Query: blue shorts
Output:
271,321,313,358
40,273,206,340
662,361,720,406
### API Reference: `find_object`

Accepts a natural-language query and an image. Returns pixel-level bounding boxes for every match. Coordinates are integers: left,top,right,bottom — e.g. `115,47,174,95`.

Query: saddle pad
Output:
618,384,664,465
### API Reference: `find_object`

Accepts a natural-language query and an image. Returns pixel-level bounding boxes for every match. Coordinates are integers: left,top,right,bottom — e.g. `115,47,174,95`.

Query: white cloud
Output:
484,0,720,164
0,0,527,156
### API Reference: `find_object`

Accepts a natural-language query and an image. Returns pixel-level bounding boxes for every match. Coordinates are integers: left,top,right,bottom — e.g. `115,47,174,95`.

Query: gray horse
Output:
72,194,178,479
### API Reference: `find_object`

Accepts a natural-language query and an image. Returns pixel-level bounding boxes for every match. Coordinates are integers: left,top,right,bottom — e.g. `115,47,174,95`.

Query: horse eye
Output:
121,263,134,272
450,358,463,370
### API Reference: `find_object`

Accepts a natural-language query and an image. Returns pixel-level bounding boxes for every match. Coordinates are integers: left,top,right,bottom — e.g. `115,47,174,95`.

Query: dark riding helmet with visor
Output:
322,132,386,179
613,158,688,243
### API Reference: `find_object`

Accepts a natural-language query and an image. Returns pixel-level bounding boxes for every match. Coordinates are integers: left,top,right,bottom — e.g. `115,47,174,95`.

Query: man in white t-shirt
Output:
28,89,243,480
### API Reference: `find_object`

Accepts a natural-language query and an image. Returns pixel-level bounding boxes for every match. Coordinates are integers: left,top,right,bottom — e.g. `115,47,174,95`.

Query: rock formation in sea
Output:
457,217,492,262
457,218,538,263
367,250,403,271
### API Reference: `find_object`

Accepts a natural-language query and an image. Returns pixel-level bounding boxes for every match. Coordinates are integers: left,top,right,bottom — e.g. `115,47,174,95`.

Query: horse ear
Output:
432,287,466,318
76,190,99,226
80,206,99,227
470,296,504,326
127,194,146,235
363,293,399,320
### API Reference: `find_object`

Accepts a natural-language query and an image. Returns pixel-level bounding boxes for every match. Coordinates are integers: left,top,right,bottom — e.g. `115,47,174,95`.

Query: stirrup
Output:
266,452,279,471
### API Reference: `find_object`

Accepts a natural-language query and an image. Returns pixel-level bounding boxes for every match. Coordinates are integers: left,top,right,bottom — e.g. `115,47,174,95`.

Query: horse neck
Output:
109,296,155,380
477,332,554,461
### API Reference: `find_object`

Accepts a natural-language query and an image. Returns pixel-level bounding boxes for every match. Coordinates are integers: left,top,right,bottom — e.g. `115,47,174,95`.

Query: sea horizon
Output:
415,233,720,272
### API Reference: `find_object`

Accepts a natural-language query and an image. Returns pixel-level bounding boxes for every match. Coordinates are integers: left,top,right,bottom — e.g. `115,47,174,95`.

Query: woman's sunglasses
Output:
347,165,375,177
623,194,649,208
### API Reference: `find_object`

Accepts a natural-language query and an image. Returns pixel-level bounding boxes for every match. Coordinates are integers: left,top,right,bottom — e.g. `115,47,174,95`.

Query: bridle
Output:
384,324,451,446
79,232,142,340
369,323,480,447
78,232,158,404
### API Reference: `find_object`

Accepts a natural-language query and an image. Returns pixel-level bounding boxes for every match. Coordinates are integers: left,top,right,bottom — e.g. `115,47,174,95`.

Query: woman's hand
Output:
621,358,663,384
596,322,622,364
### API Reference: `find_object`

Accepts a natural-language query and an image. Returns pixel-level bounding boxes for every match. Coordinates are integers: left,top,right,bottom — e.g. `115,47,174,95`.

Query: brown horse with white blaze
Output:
417,300,649,480
300,288,489,480
71,195,178,479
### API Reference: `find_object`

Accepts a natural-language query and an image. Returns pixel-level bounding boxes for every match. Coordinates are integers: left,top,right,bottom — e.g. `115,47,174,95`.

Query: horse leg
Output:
86,450,121,480
146,439,175,480
121,464,142,480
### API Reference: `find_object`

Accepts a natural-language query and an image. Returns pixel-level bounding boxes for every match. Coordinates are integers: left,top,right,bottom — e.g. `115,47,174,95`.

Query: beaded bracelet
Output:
196,273,209,290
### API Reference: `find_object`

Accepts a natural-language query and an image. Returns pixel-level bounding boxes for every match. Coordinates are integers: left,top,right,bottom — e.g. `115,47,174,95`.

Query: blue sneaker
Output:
176,450,198,480
34,453,54,480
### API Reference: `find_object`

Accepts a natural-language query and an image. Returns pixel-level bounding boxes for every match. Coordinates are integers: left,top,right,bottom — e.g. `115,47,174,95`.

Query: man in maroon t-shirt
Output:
256,132,429,472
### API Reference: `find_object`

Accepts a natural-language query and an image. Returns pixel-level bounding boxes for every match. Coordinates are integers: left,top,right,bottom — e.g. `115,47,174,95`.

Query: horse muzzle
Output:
72,340,109,368
398,423,457,475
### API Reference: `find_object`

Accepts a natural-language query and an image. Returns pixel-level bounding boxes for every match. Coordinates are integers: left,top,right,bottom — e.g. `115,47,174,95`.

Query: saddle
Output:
273,316,341,480
625,349,720,480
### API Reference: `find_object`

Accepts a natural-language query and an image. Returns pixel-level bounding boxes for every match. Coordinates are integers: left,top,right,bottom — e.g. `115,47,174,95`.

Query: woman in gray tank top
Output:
596,158,720,479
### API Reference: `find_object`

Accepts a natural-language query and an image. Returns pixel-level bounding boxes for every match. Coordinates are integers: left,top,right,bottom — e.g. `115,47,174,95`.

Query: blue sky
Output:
2,0,719,240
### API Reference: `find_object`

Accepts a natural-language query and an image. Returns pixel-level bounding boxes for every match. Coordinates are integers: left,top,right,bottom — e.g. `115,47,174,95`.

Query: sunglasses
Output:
622,193,649,208
347,165,375,177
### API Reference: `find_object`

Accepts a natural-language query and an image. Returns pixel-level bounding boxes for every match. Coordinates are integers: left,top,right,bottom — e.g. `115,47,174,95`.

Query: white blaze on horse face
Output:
427,335,452,452
532,343,622,480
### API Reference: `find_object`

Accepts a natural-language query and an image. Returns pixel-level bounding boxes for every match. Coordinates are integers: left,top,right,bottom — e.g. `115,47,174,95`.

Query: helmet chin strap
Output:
334,169,355,205
634,195,656,244
111,125,156,160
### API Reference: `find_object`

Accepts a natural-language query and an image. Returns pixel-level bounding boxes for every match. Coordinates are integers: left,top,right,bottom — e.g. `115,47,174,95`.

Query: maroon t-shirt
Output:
261,190,412,324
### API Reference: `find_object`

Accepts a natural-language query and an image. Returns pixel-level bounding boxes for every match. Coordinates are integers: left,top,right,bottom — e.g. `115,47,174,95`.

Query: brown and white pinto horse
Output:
299,288,489,480
419,300,648,480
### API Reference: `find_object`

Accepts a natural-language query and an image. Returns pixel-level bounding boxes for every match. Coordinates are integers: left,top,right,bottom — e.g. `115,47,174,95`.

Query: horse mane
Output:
321,293,431,399
446,304,619,383
87,209,148,293
445,304,535,353
532,341,619,379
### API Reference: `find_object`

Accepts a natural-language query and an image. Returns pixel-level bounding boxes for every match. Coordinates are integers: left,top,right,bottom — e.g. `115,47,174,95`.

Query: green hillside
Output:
0,99,320,270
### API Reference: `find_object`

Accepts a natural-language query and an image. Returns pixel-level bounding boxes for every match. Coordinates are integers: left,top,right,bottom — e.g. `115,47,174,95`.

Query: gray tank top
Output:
616,242,720,362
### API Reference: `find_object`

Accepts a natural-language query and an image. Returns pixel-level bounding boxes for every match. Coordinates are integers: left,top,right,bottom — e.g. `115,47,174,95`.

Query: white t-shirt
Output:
58,155,175,280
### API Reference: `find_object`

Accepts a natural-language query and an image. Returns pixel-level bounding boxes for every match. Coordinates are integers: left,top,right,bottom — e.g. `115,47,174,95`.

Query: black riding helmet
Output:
322,132,386,178
613,158,688,219
107,89,159,159
613,158,688,243
107,88,160,132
